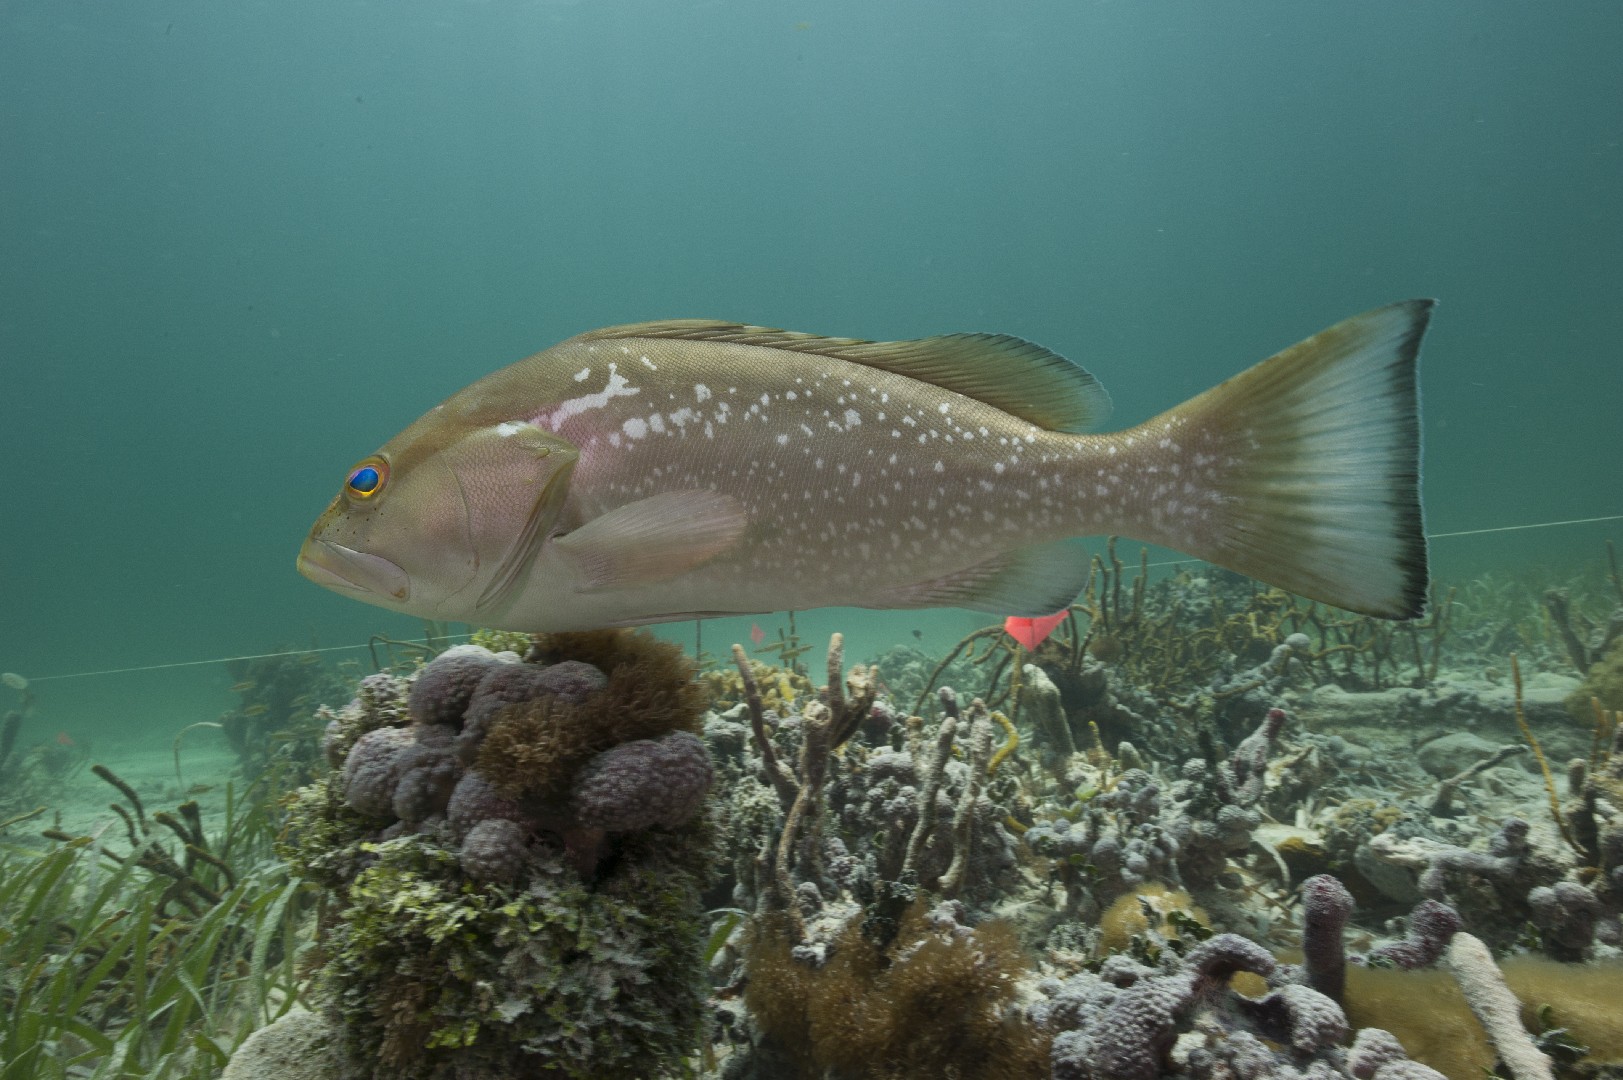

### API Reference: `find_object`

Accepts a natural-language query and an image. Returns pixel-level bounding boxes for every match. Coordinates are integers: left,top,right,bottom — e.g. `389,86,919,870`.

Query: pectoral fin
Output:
553,490,748,592
474,456,577,615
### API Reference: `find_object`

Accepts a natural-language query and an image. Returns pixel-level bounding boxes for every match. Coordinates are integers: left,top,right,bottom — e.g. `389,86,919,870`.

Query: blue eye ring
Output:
345,458,387,500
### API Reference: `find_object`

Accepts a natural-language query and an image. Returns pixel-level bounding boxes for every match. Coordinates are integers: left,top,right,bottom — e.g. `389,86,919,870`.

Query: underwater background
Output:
2,2,1622,1079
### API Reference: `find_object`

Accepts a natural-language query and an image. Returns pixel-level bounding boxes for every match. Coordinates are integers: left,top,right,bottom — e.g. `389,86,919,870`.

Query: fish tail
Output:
1113,300,1433,619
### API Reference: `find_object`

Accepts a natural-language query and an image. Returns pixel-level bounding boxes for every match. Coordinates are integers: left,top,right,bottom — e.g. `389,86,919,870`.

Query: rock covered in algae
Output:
221,1008,335,1080
276,630,716,1080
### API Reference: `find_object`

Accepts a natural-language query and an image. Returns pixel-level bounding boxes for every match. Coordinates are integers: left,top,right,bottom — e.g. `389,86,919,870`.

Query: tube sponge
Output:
1367,899,1462,970
1447,931,1554,1080
1301,873,1354,1002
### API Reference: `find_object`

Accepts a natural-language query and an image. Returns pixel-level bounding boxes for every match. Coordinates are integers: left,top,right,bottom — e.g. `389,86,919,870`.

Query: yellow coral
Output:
1096,883,1209,956
1343,958,1623,1079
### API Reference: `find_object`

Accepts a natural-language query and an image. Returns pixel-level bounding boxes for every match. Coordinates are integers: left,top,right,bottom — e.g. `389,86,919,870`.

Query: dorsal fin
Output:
578,319,1112,433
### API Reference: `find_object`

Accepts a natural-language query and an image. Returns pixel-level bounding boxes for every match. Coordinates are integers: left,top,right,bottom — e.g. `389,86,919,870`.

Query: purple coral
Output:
458,818,530,883
457,660,607,761
1366,899,1462,969
408,646,503,727
1238,983,1348,1053
342,726,415,818
569,731,713,832
390,738,463,824
1528,880,1601,961
1349,1028,1448,1080
446,773,533,843
1230,707,1287,803
1047,935,1276,1080
1300,874,1355,1003
530,660,610,703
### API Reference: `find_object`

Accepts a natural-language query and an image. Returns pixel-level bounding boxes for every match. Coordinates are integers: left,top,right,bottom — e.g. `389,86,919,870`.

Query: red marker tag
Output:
1003,611,1067,651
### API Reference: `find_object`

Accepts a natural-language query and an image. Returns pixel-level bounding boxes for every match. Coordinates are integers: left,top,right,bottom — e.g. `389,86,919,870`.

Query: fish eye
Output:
345,458,388,500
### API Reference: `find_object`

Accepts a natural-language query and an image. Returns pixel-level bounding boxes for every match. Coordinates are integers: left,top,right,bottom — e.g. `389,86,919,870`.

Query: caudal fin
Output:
1127,300,1432,619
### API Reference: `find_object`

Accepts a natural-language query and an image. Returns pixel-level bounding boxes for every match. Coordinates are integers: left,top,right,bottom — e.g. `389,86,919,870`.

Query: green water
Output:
2,0,1620,738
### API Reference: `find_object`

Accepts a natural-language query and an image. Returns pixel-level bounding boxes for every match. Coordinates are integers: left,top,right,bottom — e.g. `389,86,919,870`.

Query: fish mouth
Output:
297,538,410,602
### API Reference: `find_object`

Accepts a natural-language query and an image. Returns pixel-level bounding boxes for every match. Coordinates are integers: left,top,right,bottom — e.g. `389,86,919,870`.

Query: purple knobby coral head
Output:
390,738,464,823
456,660,608,762
408,646,504,727
459,818,531,884
342,726,415,819
446,772,533,843
569,730,713,832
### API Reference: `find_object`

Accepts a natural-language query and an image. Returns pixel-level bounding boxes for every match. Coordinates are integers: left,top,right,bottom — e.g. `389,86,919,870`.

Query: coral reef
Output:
61,542,1575,1078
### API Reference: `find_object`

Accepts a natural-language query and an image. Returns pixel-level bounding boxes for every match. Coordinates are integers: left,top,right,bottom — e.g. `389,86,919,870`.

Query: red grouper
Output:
298,302,1434,630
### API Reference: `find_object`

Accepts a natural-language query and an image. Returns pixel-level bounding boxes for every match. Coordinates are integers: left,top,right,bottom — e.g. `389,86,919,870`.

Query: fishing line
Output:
13,512,1621,684
1142,513,1623,571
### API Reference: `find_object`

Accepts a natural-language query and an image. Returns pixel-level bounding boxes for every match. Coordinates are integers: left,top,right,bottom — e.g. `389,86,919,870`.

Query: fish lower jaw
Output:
297,539,411,602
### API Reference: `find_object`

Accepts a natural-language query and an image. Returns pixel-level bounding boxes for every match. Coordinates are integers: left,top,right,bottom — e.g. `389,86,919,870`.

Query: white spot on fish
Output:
695,384,712,402
573,367,591,382
647,413,666,434
937,402,950,413
623,417,648,439
640,355,657,371
993,462,1005,474
933,460,944,472
546,362,639,426
495,421,524,436
844,408,861,427
786,390,798,401
776,433,789,446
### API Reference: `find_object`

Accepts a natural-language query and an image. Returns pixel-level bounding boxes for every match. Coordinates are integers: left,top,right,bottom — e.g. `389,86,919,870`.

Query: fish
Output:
298,302,1433,630
750,622,766,647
